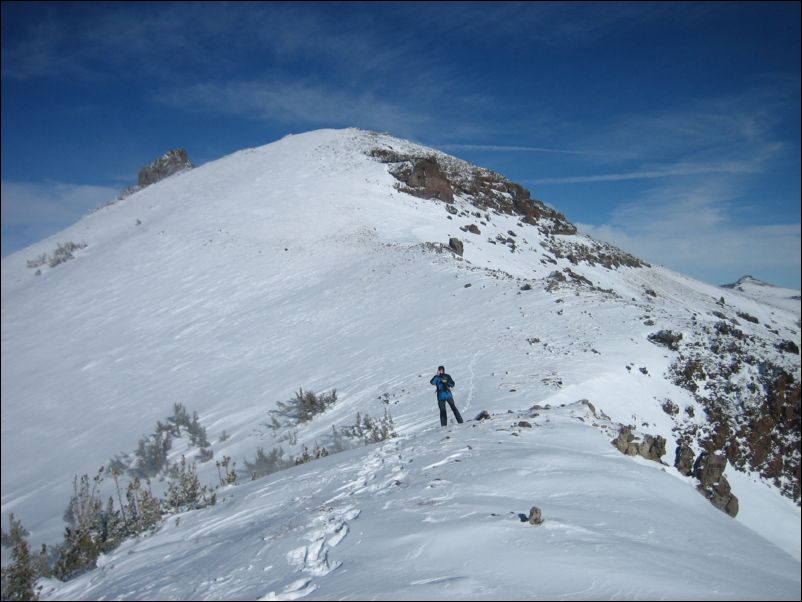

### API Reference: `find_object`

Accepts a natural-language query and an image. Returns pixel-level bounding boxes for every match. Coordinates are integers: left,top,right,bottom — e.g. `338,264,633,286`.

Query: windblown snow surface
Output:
2,129,800,600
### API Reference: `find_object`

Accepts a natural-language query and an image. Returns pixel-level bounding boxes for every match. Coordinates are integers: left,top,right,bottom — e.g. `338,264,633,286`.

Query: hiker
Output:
430,366,463,426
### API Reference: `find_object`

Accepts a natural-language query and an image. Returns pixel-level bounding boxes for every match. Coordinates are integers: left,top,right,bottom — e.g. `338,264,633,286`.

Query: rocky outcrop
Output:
668,315,801,503
612,426,666,462
674,442,695,476
694,452,739,517
369,148,576,235
394,157,454,203
448,238,464,256
138,149,193,188
648,330,683,351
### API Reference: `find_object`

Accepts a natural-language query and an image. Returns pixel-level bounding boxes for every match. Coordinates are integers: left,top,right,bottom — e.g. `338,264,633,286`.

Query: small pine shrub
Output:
132,431,171,477
339,410,397,445
1,514,42,601
215,456,238,486
54,469,120,580
294,444,329,466
26,242,87,270
47,242,87,268
272,388,338,426
244,446,288,479
170,402,191,428
125,478,162,533
166,456,215,511
26,254,47,269
187,411,209,447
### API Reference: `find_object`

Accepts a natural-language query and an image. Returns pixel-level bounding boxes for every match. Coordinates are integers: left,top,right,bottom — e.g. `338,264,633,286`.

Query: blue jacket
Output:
430,373,455,401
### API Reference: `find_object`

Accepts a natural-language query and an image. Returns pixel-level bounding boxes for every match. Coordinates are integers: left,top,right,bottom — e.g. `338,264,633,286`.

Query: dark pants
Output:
438,397,463,426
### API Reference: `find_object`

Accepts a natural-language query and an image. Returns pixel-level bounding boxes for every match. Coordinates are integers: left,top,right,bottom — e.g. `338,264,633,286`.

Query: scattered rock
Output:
648,330,683,351
448,237,464,256
527,506,544,525
777,340,799,355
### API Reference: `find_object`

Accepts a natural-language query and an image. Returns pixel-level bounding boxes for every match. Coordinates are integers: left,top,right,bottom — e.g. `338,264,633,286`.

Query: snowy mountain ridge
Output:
2,128,800,600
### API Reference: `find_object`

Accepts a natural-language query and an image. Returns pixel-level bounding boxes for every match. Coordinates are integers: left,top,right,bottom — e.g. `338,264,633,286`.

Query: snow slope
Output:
43,404,800,601
2,128,800,599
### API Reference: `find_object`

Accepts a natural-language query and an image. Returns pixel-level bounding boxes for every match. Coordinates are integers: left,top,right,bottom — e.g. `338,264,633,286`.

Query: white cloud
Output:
576,178,801,287
1,181,119,256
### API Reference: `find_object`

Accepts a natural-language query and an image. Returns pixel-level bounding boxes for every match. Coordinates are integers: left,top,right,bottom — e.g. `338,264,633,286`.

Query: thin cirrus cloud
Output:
527,161,759,185
575,178,801,284
437,144,601,156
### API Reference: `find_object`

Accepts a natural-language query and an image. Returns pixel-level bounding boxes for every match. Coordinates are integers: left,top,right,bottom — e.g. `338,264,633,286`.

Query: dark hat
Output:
438,365,445,371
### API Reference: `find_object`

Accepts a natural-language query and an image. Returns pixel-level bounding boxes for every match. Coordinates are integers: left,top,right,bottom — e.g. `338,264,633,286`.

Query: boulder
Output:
647,330,683,351
674,442,695,476
527,506,543,525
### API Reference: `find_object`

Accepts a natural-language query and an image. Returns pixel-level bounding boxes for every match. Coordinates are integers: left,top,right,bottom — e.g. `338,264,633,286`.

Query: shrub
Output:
186,411,209,448
166,456,215,511
125,478,162,534
294,444,329,465
54,469,120,580
272,388,338,426
1,514,42,601
244,446,288,480
338,410,397,445
26,254,47,269
48,242,88,268
132,431,171,477
216,456,238,486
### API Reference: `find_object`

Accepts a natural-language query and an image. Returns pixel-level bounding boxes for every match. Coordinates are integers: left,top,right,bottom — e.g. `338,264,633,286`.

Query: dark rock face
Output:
668,316,801,504
369,148,576,235
138,149,193,188
403,158,454,203
674,442,695,476
448,238,464,256
368,143,648,271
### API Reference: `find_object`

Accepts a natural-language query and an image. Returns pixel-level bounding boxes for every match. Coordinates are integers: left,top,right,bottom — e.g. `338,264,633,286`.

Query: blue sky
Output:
2,2,800,288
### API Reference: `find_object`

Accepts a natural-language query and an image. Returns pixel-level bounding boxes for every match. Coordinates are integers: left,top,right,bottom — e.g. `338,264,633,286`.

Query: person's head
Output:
438,365,445,374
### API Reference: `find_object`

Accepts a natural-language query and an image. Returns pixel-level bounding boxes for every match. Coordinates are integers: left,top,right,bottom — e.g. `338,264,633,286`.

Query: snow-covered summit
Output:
722,275,801,314
2,128,800,599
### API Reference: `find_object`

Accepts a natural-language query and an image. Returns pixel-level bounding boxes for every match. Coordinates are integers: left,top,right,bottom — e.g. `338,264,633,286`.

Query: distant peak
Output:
721,275,774,289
